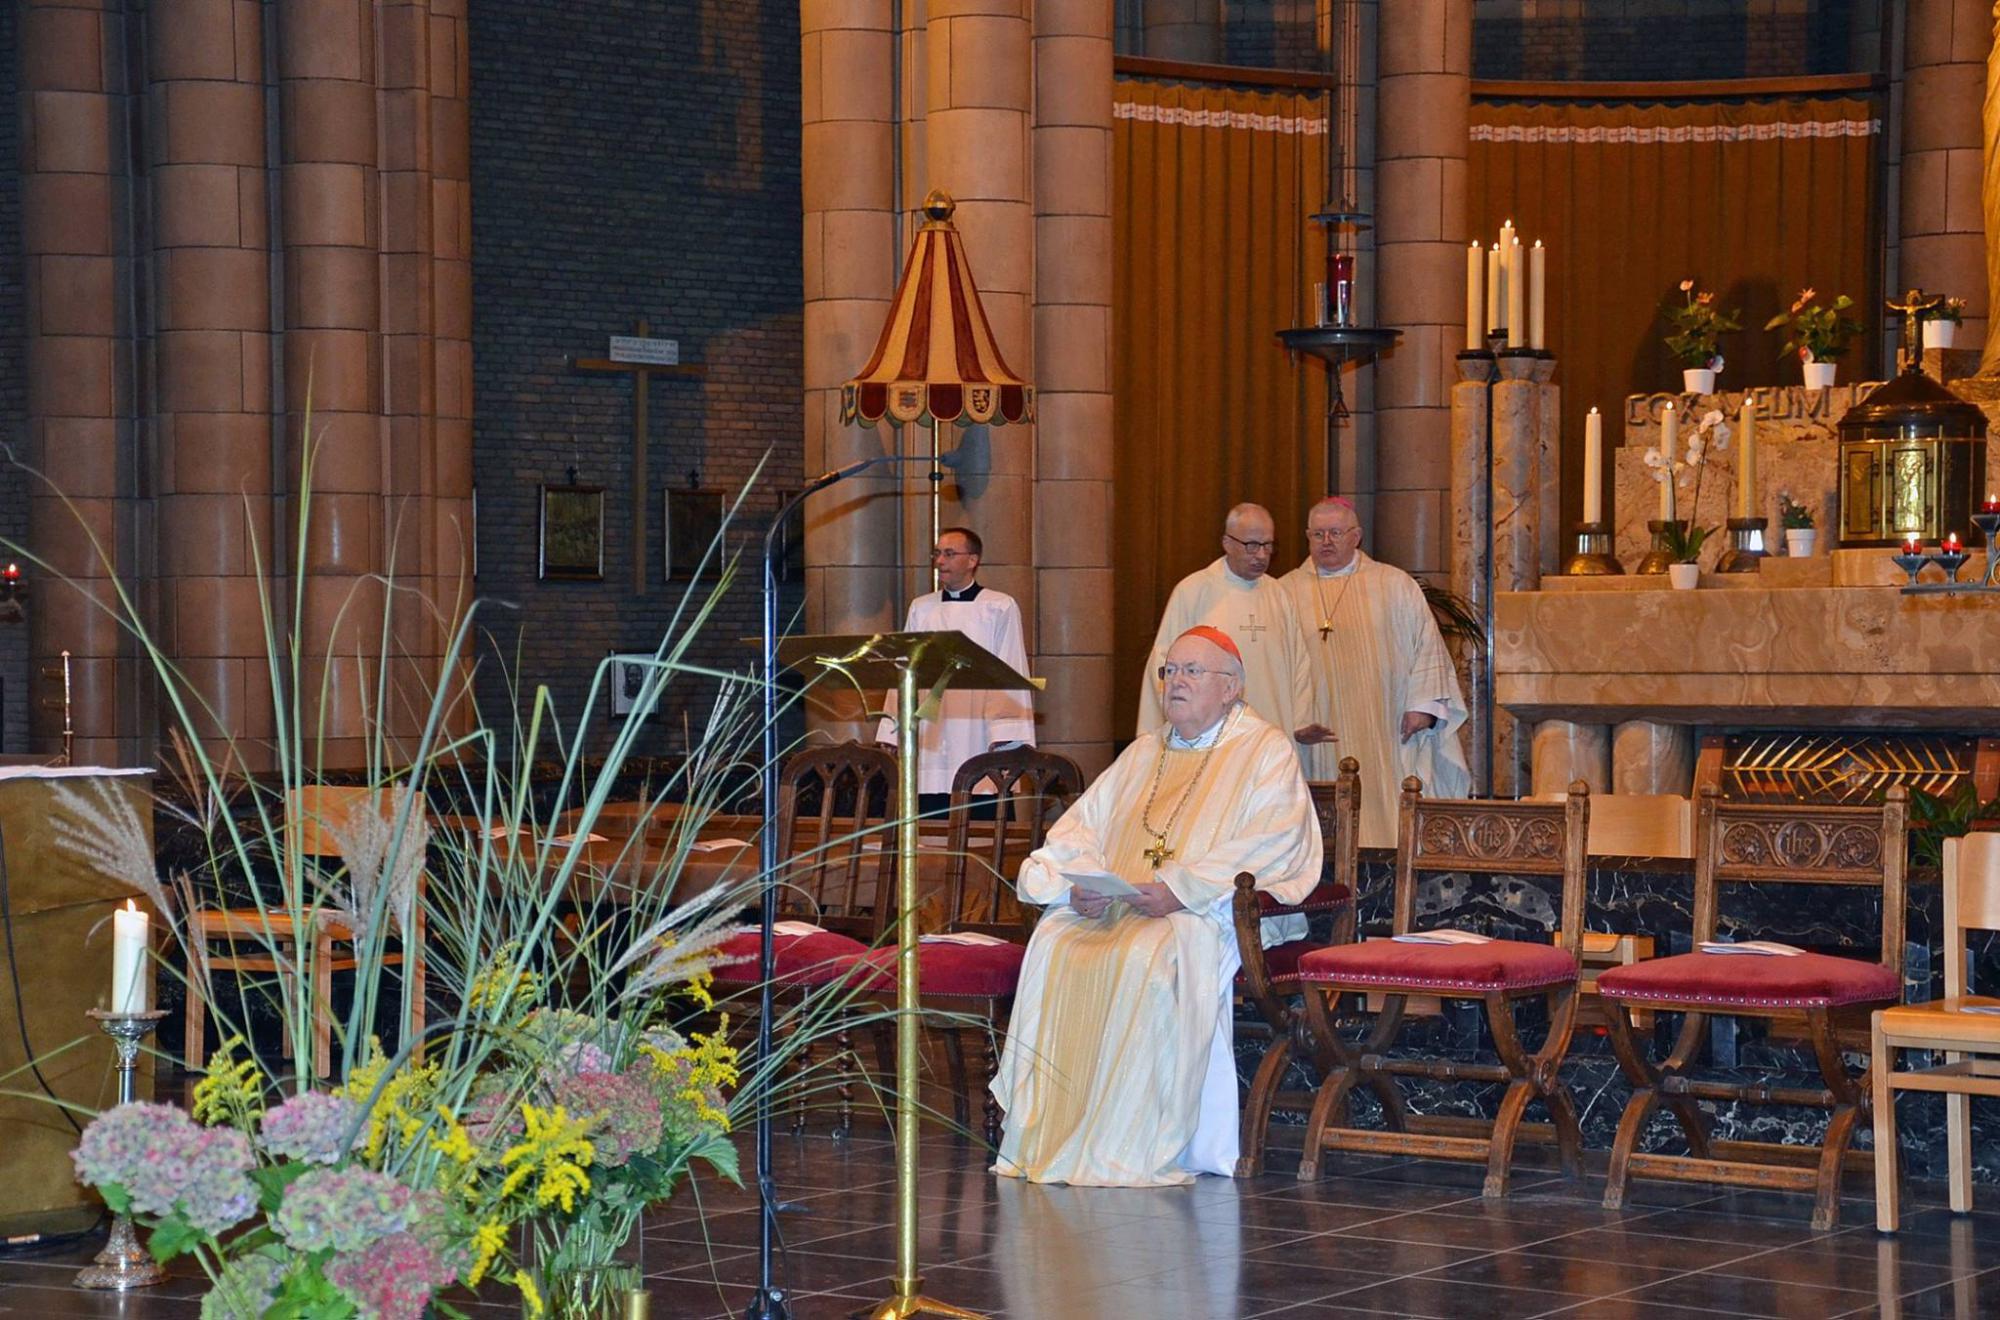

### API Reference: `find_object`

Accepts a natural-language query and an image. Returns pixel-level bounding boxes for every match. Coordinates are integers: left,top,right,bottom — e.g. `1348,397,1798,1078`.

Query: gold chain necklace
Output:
1140,708,1234,868
1313,567,1357,640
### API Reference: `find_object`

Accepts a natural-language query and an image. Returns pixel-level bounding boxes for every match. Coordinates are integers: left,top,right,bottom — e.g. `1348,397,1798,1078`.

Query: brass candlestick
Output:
76,1008,169,1291
1563,520,1622,575
1715,516,1768,573
1636,519,1685,576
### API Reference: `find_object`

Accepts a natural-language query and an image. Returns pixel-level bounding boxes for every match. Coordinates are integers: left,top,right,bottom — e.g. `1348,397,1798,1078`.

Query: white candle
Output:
1528,240,1547,350
1485,243,1501,334
1659,403,1678,523
1507,238,1526,349
1466,241,1484,352
112,900,149,1014
1737,393,1757,520
1583,407,1603,524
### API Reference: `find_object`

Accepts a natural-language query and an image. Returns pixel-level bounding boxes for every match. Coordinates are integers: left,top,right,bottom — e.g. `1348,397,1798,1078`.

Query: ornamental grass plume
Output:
325,785,429,941
48,777,175,919
71,1102,258,1235
273,1167,417,1253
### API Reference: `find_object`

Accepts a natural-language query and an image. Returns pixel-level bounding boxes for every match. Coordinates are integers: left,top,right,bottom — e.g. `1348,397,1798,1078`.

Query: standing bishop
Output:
993,626,1321,1187
1280,496,1471,847
1136,503,1313,746
878,526,1036,811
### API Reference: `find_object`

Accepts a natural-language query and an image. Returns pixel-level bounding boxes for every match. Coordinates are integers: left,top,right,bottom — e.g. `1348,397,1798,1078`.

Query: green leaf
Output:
249,1162,314,1213
147,1213,206,1263
688,1131,742,1186
97,1182,133,1216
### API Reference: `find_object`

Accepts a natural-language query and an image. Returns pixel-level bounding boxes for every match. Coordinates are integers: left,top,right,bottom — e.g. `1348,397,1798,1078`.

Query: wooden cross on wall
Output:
570,318,707,593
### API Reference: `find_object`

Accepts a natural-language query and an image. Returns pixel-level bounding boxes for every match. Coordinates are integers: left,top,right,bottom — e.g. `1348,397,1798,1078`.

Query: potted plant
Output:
1662,521,1711,589
1663,278,1741,395
1921,296,1966,352
1765,288,1863,389
1779,491,1816,556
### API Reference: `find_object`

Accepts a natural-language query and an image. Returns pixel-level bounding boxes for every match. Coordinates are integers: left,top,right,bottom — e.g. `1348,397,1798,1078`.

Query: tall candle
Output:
1660,403,1678,522
112,900,149,1014
1507,238,1526,349
1528,240,1547,350
1466,241,1484,351
1485,244,1501,333
1583,407,1604,524
1736,393,1757,519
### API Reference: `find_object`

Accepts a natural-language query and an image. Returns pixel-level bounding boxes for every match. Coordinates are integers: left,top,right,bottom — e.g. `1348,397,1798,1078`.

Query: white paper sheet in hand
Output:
1063,869,1142,898
920,932,1011,946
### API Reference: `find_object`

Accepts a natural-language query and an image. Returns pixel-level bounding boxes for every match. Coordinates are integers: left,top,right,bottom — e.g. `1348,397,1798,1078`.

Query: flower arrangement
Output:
1765,288,1863,363
1920,296,1966,327
1642,408,1729,562
1779,491,1815,529
1661,278,1742,371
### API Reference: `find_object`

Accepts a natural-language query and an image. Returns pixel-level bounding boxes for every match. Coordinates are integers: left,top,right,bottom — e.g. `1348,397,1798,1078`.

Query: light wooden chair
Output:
1873,832,2000,1232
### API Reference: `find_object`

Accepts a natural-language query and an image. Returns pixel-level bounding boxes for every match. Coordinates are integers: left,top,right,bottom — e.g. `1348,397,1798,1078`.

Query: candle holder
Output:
75,1008,169,1291
1637,519,1685,576
1891,550,1929,586
1976,511,2000,585
1715,516,1768,573
1562,520,1623,575
1928,547,1970,583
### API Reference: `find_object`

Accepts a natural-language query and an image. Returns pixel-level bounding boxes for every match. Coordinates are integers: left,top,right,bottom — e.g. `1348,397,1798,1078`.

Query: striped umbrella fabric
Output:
841,191,1034,428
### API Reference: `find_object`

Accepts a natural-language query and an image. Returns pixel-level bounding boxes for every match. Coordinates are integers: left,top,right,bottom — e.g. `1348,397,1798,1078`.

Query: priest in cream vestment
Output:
1280,496,1470,848
1135,503,1313,746
993,625,1322,1187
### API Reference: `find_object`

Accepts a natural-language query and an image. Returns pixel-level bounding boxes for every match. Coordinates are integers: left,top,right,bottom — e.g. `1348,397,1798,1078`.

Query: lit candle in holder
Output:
1903,533,1924,555
1944,531,1964,554
111,900,149,1014
1984,493,2000,514
1659,403,1678,523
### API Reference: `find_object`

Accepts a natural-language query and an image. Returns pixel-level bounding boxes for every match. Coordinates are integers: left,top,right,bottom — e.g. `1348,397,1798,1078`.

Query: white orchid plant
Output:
1643,409,1731,561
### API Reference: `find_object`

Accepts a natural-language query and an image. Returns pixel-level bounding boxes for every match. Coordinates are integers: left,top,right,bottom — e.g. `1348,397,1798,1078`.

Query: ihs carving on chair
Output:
1718,816,1884,875
1417,809,1564,865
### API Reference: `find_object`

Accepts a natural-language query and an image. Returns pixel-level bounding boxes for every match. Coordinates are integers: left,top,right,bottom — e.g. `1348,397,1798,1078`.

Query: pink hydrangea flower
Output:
259,1092,362,1165
326,1230,459,1320
72,1102,257,1234
552,1070,663,1167
274,1167,416,1252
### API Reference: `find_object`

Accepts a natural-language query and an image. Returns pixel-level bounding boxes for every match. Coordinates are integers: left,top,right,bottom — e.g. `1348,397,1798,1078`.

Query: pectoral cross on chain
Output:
1144,835,1175,868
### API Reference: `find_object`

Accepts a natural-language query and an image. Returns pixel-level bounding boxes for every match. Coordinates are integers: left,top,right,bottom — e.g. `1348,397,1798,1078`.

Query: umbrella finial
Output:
921,189,956,223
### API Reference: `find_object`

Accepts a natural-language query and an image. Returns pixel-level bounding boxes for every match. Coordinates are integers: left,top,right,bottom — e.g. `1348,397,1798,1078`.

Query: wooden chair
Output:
710,742,899,1132
1288,778,1591,1196
185,785,427,1078
1233,759,1362,1176
1596,785,1908,1231
1873,831,2000,1231
834,748,1085,1144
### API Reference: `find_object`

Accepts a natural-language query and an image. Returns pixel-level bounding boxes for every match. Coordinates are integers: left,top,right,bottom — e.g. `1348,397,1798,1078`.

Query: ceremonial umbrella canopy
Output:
841,190,1034,573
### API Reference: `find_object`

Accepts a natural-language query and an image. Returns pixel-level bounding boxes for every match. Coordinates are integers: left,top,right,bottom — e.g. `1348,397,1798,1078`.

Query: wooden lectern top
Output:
772,630,1043,694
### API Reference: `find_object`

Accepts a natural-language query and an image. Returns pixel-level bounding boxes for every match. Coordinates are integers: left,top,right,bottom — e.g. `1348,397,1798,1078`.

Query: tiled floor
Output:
2,1133,1996,1318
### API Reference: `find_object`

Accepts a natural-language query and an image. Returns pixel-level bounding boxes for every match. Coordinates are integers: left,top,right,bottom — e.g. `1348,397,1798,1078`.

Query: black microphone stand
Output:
747,452,911,1320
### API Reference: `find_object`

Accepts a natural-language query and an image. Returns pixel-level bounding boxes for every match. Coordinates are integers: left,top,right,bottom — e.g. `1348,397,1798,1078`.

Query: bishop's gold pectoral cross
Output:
1143,835,1175,868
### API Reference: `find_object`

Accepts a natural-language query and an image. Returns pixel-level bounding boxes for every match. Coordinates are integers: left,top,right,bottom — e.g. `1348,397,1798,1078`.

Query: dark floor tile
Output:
1335,1209,1585,1252
1310,1275,1578,1320
646,1205,872,1253
1826,1269,1999,1319
1823,1223,2000,1277
1535,1299,1746,1319
651,1246,901,1297
1244,1232,1489,1277
1148,1255,1394,1304
1706,1238,1962,1296
1612,1271,1877,1319
1593,1206,1830,1248
1256,1176,1485,1214
1518,1226,1776,1272
1412,1250,1682,1298
0,1282,206,1318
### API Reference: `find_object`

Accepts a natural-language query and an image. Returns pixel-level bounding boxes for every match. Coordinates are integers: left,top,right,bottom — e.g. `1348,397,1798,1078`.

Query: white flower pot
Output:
1923,320,1957,351
1682,368,1716,395
1668,562,1700,590
1786,528,1817,557
1802,360,1838,390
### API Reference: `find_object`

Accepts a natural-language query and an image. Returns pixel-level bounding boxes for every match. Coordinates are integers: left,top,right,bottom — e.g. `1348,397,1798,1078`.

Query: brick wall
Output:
0,0,23,753
468,0,803,758
1474,0,1867,82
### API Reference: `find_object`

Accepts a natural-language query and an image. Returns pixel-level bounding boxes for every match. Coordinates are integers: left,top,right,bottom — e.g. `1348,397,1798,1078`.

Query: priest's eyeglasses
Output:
1224,534,1276,553
1157,663,1227,681
1308,526,1360,543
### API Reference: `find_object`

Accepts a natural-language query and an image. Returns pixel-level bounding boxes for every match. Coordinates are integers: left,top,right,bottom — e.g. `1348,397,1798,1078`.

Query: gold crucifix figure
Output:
1886,287,1943,364
1143,835,1175,868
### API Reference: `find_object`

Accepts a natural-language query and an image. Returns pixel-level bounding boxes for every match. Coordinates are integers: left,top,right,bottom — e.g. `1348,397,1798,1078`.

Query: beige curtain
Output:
1113,78,1329,732
1469,94,1883,529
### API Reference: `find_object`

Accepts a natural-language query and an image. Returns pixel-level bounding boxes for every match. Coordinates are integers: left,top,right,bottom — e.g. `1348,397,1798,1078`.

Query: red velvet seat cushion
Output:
1245,939,1323,984
1288,937,1577,993
1257,881,1353,916
830,940,1027,998
1596,950,1900,1010
712,929,873,987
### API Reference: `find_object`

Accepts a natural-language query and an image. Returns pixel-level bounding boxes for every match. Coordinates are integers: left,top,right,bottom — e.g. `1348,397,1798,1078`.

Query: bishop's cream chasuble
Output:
991,709,1321,1187
878,585,1037,796
1278,552,1471,848
1135,558,1314,748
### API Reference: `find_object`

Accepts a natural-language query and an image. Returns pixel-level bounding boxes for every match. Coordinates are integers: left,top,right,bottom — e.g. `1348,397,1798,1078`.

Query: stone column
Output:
1032,0,1114,778
278,0,384,768
1447,356,1491,791
1370,0,1469,574
148,0,275,762
1612,719,1694,796
1531,720,1610,797
1901,0,1988,355
801,0,899,738
925,1,1036,661
21,0,138,762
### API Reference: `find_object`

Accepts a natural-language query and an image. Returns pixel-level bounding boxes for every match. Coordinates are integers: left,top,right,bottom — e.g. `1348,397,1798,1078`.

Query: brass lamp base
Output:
1715,516,1768,573
1635,519,1685,576
851,1289,989,1320
1563,521,1622,575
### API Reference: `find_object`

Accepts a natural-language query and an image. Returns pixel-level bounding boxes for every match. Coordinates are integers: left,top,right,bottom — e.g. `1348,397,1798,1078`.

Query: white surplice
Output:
1278,551,1471,847
991,707,1321,1187
877,584,1036,796
1135,558,1314,747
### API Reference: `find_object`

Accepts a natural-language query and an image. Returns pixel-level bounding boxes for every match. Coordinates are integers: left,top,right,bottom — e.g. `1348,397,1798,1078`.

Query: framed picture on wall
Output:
664,487,727,581
607,653,655,720
539,483,604,581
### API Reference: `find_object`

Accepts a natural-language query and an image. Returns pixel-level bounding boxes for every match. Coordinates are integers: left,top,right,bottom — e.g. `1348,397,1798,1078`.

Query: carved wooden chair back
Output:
941,748,1085,939
1944,833,2000,999
774,741,899,942
1691,784,1909,976
1310,763,1363,911
1393,777,1590,956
